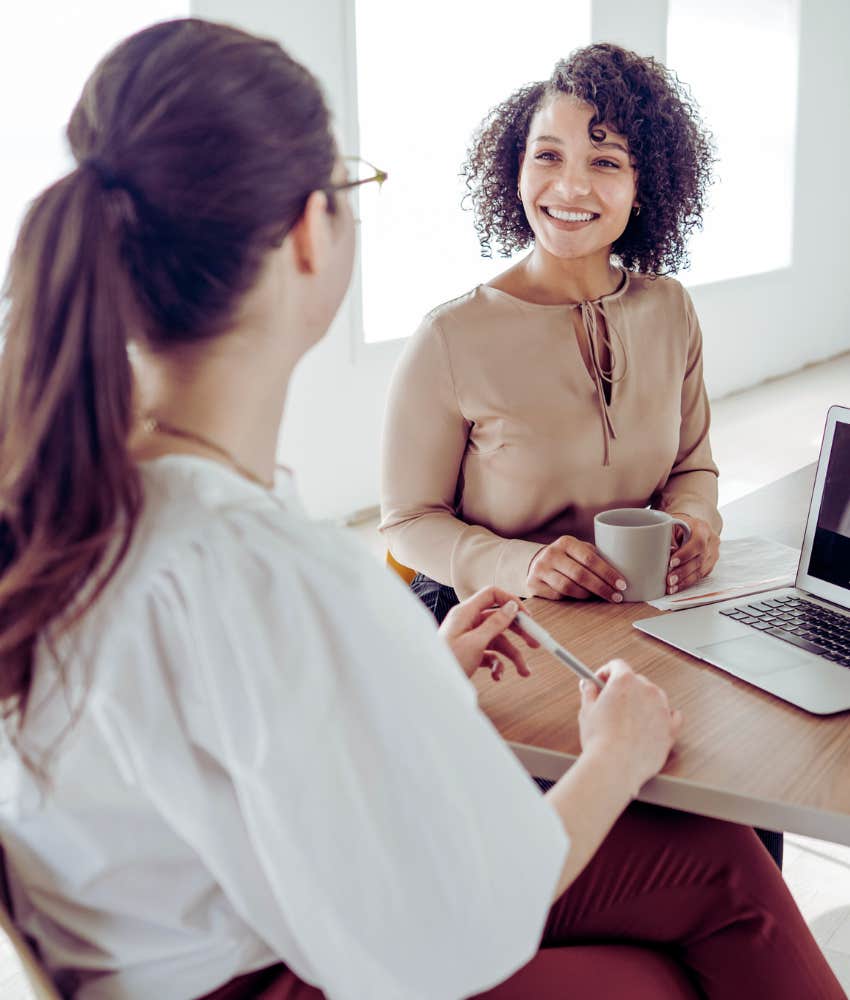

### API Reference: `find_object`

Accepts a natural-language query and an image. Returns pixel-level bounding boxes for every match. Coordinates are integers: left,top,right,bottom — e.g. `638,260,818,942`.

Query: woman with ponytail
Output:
0,17,841,1000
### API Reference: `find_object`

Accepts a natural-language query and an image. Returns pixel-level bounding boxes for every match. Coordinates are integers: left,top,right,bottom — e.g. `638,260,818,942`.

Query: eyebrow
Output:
530,133,630,155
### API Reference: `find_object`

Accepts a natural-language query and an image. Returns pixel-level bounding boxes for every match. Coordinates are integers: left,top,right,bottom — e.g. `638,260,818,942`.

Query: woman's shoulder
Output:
56,457,451,703
622,272,696,333
124,457,366,598
417,284,522,339
625,270,690,304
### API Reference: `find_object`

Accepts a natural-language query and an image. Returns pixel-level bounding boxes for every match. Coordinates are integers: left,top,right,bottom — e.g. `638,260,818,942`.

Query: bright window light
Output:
667,0,799,286
354,1,591,344
0,3,188,282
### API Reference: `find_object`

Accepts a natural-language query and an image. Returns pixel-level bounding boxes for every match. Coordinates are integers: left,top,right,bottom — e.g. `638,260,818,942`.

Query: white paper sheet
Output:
646,536,801,611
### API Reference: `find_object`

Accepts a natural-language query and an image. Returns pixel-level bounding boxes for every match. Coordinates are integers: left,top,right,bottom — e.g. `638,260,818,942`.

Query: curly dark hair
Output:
462,43,714,274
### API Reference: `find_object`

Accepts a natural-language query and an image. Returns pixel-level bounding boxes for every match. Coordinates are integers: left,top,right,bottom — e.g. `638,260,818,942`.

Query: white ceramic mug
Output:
593,508,692,603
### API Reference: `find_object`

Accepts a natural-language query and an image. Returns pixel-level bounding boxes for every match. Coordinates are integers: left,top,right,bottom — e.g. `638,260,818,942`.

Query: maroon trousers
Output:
202,803,845,1000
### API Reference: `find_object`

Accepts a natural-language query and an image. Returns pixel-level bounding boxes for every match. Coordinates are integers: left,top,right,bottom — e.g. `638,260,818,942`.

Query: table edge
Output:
511,742,850,847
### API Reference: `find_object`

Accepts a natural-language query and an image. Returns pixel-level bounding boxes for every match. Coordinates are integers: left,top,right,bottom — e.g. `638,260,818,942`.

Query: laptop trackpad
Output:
697,635,809,676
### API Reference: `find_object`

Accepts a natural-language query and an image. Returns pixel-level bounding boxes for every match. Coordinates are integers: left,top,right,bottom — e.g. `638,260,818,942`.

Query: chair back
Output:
386,550,416,585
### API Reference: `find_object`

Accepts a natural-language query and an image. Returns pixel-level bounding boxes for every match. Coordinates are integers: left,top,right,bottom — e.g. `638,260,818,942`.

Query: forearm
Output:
380,512,542,598
659,291,722,534
544,747,636,901
656,469,722,534
379,508,463,585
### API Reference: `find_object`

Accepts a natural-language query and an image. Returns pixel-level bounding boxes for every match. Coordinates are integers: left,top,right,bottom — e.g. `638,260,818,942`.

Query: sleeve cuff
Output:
494,538,548,597
665,498,723,535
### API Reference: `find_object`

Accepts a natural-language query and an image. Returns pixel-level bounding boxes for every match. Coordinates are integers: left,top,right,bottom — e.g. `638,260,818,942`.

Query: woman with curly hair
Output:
381,44,722,623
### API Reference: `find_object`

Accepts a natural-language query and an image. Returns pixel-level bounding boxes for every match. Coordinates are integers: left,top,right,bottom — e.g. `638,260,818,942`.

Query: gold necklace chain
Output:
141,416,273,490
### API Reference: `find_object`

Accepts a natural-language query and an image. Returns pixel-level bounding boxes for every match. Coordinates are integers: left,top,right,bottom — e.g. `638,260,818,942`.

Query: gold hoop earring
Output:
632,204,641,216
517,187,522,201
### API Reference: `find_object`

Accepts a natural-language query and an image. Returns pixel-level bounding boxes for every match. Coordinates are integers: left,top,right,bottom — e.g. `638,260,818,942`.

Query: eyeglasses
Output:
328,156,388,195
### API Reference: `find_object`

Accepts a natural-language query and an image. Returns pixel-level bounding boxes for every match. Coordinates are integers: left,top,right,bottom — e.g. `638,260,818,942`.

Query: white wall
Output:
193,0,850,519
193,0,393,521
592,0,850,397
682,0,850,400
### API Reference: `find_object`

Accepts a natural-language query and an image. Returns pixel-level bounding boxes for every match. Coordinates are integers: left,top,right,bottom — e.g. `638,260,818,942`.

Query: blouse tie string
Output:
578,298,630,467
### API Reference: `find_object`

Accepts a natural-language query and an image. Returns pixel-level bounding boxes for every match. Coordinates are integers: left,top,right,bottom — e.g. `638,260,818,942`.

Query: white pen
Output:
514,610,605,689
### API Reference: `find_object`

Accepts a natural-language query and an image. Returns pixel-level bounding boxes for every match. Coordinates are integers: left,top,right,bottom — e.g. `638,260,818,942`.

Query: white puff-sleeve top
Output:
0,457,567,1000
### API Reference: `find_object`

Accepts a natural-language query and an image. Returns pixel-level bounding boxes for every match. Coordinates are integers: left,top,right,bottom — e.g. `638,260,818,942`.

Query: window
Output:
354,0,591,343
667,0,799,286
0,3,187,282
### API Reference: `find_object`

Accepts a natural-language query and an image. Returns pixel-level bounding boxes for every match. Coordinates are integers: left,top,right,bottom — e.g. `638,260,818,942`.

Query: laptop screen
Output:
807,418,850,591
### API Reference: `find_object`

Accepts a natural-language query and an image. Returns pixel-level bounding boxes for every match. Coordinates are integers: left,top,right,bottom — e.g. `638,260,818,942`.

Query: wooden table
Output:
475,463,850,845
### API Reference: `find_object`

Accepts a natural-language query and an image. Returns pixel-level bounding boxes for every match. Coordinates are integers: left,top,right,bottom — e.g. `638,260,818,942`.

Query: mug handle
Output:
670,517,692,549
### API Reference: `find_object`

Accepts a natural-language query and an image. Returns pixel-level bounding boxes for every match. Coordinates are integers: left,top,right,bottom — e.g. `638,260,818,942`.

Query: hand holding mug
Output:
526,536,629,604
666,513,720,594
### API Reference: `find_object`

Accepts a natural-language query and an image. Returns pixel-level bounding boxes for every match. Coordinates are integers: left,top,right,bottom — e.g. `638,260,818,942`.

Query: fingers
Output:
489,632,531,677
529,537,627,603
454,587,521,625
670,707,684,737
572,543,628,596
526,577,569,601
580,677,601,705
533,569,593,601
484,654,504,682
669,535,702,569
557,540,626,601
479,605,540,649
667,551,703,593
506,617,540,648
597,660,675,719
667,517,720,594
595,658,632,683
468,599,519,649
668,546,719,592
669,556,705,592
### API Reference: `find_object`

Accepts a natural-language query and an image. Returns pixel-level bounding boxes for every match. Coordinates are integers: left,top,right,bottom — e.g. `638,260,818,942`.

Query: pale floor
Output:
2,354,849,997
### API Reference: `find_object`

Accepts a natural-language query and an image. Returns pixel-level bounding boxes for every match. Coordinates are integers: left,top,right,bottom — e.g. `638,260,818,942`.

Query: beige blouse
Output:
380,270,721,599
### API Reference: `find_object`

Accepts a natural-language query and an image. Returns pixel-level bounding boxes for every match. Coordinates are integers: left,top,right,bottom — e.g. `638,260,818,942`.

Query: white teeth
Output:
546,208,594,222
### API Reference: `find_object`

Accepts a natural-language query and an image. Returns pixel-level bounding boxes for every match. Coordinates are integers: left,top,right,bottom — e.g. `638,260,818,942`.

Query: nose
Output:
553,159,592,199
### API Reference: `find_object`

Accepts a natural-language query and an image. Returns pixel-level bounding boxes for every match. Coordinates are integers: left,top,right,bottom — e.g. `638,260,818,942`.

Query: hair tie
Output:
83,157,124,191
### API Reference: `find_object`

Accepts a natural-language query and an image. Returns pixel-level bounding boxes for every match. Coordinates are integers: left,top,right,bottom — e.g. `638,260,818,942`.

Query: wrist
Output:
579,741,644,801
526,544,547,575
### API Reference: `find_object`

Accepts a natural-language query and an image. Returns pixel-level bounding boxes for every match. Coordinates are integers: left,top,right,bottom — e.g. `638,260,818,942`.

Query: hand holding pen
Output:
441,590,605,687
511,609,682,790
440,590,681,788
439,587,540,682
510,608,682,795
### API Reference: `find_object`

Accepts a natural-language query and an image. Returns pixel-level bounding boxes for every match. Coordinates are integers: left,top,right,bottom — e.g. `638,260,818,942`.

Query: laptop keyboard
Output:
720,595,850,667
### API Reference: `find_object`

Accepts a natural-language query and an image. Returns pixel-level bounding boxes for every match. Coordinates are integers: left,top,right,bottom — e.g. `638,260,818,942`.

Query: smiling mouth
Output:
542,207,598,222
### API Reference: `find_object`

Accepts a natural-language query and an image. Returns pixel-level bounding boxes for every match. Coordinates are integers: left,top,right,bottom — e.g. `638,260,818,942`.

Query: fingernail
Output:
669,585,678,594
670,558,680,569
580,679,590,693
611,592,623,603
504,600,518,615
669,575,678,586
616,579,627,591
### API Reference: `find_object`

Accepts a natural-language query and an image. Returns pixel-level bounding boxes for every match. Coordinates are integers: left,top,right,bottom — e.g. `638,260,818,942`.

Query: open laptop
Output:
634,404,850,715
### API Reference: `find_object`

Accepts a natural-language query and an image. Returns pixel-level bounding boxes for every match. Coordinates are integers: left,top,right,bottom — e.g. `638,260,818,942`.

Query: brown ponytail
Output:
0,18,335,724
0,166,142,718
